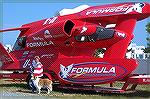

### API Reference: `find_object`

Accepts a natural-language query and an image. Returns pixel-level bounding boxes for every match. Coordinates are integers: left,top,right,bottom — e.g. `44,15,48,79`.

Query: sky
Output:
0,0,150,47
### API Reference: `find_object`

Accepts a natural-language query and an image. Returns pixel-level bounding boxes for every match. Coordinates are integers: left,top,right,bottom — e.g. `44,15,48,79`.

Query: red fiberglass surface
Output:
0,2,150,85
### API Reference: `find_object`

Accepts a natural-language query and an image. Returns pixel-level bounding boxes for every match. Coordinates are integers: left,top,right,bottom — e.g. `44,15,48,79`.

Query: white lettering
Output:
143,79,150,82
27,41,54,48
41,54,54,58
69,67,116,74
70,67,116,74
97,67,104,73
81,27,87,34
86,4,132,15
76,68,83,74
103,67,108,73
116,32,126,38
33,37,44,41
82,68,89,73
88,67,97,73
109,7,116,12
109,67,115,73
43,17,58,25
115,5,124,12
71,68,77,73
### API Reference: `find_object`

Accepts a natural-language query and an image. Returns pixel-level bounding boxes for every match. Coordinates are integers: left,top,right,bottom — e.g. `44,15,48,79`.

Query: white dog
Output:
33,77,53,94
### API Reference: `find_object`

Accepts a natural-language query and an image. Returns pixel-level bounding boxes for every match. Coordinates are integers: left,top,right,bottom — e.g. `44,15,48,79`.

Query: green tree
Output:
144,22,150,53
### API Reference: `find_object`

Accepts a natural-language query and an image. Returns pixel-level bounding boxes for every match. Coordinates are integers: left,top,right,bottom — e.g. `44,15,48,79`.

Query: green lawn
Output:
0,80,150,99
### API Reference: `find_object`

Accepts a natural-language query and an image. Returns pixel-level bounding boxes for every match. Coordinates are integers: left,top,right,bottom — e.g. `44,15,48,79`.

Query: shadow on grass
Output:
53,86,150,98
0,83,150,98
0,83,28,89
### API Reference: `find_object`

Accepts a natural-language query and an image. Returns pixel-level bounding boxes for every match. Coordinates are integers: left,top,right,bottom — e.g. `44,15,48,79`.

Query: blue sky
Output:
1,0,150,47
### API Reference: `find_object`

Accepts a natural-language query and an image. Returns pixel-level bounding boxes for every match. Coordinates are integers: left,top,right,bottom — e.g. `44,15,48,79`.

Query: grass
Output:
0,80,150,99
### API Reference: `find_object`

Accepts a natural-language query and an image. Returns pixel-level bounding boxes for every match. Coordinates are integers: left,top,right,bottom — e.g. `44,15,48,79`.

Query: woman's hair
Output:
34,56,40,60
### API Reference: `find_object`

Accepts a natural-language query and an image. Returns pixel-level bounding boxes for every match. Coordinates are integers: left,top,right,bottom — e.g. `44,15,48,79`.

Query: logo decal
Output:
143,78,150,83
33,37,44,41
125,3,145,14
85,3,145,15
81,27,87,34
59,62,127,83
43,17,58,25
26,41,54,48
44,30,53,38
116,32,126,38
60,64,73,78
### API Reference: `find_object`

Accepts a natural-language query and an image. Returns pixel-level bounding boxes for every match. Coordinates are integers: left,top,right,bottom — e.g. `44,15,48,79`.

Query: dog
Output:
33,77,53,94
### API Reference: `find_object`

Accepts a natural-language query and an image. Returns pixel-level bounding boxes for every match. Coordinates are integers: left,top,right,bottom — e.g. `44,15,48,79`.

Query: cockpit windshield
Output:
13,37,26,51
75,27,115,42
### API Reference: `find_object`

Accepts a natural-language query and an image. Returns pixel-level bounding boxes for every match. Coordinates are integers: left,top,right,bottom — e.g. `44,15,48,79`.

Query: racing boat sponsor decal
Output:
41,54,54,58
125,3,145,14
81,26,87,34
59,62,127,83
33,37,44,41
86,3,145,15
116,32,126,38
43,17,58,25
0,54,12,63
143,78,150,83
27,41,54,48
44,30,53,38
